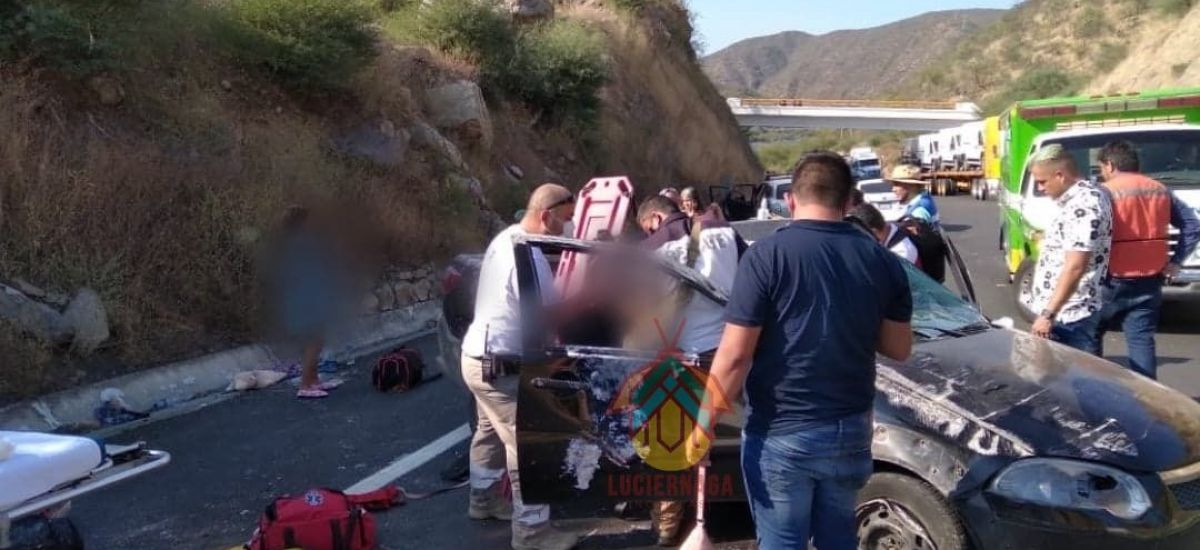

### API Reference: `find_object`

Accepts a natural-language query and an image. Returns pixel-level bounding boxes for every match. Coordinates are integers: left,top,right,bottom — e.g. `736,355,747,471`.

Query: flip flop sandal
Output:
297,387,330,399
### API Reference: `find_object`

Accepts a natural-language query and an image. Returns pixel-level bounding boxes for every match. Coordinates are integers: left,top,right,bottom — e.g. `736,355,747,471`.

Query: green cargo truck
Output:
998,88,1200,319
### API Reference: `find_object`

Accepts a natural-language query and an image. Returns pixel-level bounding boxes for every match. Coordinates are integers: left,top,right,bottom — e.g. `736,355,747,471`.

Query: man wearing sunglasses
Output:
460,183,580,550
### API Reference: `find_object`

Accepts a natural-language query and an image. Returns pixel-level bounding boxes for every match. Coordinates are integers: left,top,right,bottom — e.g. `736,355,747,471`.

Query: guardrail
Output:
730,98,962,110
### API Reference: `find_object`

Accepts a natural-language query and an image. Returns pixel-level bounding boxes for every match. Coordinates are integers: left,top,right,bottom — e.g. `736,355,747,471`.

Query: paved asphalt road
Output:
70,195,1200,549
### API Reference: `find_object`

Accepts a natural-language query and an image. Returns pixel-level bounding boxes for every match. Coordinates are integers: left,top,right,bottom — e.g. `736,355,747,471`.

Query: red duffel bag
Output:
246,486,399,550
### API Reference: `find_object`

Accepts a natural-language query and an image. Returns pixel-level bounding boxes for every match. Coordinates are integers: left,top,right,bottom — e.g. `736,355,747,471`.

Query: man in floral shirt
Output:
1022,144,1113,354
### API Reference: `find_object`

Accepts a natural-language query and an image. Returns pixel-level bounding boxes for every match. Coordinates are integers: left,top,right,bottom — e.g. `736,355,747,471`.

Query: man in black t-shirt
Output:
693,151,913,550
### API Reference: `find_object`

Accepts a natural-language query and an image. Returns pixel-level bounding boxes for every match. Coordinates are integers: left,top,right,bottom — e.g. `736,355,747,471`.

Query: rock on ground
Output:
11,278,46,299
0,283,74,345
409,122,469,173
423,80,493,148
63,288,110,355
331,119,411,169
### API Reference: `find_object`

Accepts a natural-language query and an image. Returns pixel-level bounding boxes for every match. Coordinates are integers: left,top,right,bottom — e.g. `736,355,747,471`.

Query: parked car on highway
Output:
437,230,1200,550
858,178,904,222
761,176,790,218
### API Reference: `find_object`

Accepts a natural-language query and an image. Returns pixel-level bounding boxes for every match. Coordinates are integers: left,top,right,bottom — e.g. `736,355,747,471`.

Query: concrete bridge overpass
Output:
727,98,982,131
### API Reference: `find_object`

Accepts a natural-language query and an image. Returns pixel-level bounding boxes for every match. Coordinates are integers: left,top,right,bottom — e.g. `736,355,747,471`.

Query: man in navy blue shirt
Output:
693,151,913,550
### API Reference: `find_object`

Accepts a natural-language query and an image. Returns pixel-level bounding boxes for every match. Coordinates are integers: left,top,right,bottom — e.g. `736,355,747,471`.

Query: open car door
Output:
707,185,731,218
709,183,761,222
942,233,981,313
512,236,745,507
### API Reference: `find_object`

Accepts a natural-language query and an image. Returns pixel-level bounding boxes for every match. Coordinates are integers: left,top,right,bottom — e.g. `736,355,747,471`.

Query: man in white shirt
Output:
637,195,743,352
460,184,580,550
634,195,743,546
848,203,920,266
1020,144,1113,354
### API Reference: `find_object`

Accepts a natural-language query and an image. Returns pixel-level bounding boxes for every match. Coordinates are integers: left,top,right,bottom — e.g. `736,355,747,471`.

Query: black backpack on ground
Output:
371,347,425,392
888,217,947,283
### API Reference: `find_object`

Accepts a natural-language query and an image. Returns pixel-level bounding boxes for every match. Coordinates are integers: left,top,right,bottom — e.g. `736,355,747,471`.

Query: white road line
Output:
346,423,471,495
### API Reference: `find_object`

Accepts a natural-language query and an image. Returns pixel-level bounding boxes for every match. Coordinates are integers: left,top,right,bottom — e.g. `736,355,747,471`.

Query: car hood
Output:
880,329,1200,473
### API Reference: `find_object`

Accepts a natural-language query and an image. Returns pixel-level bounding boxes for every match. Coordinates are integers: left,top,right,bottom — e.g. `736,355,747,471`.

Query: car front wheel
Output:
856,472,968,550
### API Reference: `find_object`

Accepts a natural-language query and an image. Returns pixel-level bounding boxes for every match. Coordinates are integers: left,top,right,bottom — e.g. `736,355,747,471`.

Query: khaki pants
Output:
462,352,550,527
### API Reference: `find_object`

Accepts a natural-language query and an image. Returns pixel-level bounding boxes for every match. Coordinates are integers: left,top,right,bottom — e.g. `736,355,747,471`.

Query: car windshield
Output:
859,182,892,194
1050,130,1200,188
860,159,880,168
774,184,791,199
904,261,989,337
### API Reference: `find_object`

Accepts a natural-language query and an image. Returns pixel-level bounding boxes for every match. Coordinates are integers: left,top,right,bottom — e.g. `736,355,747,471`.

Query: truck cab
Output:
919,133,938,172
848,148,882,181
1003,123,1200,319
957,120,985,171
973,116,1003,201
936,128,957,171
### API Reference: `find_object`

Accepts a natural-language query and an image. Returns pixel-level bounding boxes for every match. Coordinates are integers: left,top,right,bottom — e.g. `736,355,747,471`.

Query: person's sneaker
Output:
467,488,513,521
511,522,580,550
440,453,470,483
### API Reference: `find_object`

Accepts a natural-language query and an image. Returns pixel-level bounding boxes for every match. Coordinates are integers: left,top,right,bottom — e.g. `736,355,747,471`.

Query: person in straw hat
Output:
886,164,940,227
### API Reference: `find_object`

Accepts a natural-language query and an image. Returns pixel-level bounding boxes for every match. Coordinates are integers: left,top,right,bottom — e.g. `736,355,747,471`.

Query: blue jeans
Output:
1097,277,1163,379
1051,312,1102,356
741,413,873,550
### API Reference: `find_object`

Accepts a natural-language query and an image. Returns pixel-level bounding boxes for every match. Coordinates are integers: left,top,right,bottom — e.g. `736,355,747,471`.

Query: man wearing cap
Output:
461,183,581,550
888,164,940,226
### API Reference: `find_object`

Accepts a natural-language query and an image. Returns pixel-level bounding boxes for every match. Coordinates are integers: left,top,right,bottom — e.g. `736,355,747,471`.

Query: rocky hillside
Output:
1087,2,1200,94
0,0,759,400
898,0,1200,113
701,9,1004,99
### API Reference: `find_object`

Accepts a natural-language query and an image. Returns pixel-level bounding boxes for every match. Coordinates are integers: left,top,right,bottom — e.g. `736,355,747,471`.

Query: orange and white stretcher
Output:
554,176,635,300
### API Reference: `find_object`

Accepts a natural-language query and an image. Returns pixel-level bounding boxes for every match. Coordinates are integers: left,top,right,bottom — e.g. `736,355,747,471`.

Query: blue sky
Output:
690,0,1019,54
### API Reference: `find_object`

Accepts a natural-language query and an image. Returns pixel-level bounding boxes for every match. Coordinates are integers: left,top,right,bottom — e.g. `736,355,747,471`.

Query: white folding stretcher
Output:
0,431,170,548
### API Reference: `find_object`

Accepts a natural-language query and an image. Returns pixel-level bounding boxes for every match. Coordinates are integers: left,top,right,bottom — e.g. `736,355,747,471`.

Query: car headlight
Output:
989,458,1151,520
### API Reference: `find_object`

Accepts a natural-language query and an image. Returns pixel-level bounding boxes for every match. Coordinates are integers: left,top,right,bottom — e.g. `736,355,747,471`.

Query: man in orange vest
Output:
1096,141,1200,379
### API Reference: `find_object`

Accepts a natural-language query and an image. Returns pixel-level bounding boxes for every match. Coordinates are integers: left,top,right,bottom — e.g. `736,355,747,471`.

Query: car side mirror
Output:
991,316,1015,330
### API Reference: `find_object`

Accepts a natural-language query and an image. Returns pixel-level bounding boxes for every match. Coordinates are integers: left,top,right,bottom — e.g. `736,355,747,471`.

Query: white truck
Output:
918,133,939,171
848,147,882,180
951,120,985,171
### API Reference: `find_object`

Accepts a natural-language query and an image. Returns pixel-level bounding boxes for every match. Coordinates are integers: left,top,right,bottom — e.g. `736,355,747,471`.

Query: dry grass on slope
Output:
566,3,762,190
898,0,1168,113
1087,2,1200,94
0,65,484,400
